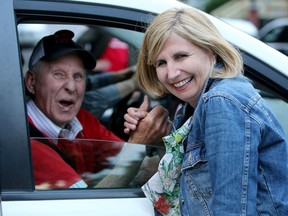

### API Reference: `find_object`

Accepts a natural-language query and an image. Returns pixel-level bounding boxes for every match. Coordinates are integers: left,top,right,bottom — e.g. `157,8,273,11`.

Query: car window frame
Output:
1,0,156,201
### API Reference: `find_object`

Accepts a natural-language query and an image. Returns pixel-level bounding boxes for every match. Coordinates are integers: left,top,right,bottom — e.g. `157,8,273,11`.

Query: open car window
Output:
19,24,140,72
20,23,288,192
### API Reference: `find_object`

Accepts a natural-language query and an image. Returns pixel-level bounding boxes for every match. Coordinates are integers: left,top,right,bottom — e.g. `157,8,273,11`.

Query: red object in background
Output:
99,37,129,72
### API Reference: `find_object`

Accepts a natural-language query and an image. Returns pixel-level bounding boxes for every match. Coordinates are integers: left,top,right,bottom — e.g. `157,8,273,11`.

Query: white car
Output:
1,0,288,215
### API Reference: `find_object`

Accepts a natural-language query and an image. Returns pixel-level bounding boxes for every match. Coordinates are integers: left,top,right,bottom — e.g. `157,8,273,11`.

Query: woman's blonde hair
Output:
137,7,243,98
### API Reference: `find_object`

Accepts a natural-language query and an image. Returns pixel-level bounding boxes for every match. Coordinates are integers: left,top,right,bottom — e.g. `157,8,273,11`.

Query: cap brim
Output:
45,48,96,70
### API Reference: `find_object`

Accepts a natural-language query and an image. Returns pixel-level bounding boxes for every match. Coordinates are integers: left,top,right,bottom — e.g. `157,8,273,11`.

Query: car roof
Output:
73,0,288,77
218,17,259,38
75,0,190,13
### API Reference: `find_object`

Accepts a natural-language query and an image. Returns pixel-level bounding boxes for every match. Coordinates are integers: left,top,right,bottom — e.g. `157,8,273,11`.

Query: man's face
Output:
28,53,86,127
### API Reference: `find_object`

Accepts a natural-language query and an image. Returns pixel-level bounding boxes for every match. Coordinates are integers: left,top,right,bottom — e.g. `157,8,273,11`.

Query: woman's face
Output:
155,33,215,107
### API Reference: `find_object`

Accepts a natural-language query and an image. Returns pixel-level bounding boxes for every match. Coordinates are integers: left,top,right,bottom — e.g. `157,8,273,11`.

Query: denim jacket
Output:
175,75,288,215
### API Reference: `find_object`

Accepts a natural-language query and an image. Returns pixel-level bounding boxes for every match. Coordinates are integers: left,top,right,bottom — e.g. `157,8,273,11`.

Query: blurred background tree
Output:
205,0,231,13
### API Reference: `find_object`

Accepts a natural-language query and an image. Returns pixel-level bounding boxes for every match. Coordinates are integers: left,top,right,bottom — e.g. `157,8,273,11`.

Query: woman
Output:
124,8,288,215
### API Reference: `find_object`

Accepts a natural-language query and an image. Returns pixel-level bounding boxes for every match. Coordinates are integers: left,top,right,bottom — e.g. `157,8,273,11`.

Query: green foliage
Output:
205,0,231,13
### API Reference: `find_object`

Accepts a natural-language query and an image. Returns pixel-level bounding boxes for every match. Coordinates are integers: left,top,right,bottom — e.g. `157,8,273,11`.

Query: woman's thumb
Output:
139,95,149,111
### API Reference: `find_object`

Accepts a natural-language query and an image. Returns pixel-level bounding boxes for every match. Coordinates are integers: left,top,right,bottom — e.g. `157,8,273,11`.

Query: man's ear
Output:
24,70,36,95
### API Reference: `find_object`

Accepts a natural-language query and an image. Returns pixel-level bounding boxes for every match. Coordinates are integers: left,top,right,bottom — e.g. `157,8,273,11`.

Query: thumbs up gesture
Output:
125,95,172,146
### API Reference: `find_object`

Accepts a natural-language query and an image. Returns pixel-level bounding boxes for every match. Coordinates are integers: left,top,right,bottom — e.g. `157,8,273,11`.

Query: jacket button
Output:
189,153,192,161
181,199,185,205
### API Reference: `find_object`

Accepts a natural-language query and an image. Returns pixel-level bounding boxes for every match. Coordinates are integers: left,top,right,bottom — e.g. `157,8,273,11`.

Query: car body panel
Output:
3,198,154,216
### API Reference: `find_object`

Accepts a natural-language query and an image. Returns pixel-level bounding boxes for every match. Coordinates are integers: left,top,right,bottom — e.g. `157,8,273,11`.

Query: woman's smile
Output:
173,77,193,89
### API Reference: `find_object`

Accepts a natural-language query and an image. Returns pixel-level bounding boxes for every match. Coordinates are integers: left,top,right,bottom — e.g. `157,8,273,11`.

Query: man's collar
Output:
27,99,83,140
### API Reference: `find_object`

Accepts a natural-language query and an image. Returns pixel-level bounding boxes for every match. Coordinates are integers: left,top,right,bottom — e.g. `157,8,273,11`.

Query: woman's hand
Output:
124,95,150,134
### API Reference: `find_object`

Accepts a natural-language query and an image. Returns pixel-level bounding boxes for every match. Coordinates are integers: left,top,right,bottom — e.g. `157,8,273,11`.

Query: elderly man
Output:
25,30,171,189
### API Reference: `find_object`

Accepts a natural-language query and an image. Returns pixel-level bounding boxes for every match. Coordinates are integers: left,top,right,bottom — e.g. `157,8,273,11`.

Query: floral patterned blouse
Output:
142,117,192,216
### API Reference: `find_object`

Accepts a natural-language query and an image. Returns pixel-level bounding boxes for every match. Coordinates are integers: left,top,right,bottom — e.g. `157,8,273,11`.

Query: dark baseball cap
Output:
28,29,96,70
